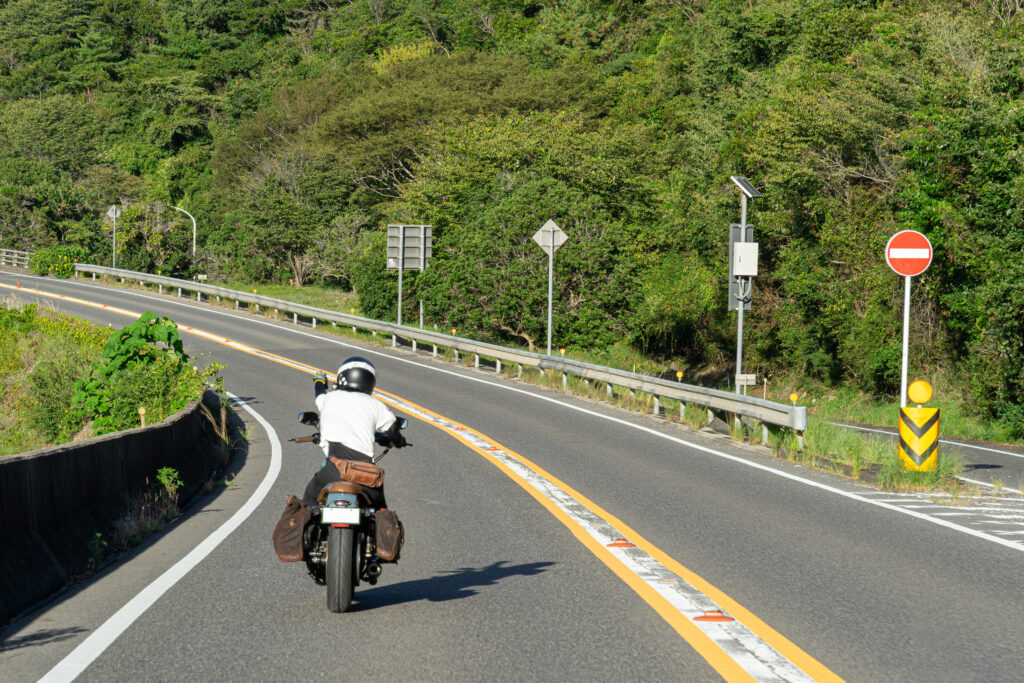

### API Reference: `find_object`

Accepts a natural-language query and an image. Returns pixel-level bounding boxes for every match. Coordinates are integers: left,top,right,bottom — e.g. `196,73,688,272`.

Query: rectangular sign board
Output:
386,224,432,271
735,373,757,387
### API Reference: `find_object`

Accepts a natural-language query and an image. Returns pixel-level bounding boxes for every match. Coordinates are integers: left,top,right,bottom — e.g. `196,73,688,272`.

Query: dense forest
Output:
1,1,1022,434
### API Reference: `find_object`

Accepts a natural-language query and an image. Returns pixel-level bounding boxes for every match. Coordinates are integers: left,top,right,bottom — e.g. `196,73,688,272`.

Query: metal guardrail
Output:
73,263,807,433
0,249,31,268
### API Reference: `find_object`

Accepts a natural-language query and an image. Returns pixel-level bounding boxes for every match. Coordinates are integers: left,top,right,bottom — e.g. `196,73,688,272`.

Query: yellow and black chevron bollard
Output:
899,380,939,471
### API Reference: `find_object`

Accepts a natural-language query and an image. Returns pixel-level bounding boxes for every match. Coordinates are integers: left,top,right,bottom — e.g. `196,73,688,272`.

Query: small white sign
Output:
735,373,757,387
106,205,122,221
533,219,568,256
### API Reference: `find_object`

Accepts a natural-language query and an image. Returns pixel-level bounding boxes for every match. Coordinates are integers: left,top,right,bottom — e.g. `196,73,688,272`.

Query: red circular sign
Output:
885,230,933,277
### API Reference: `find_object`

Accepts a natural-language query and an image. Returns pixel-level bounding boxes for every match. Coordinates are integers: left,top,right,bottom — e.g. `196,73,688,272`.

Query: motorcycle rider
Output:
301,356,406,509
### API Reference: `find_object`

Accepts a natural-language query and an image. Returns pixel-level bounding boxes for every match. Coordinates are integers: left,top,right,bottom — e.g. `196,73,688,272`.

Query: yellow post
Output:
899,381,938,471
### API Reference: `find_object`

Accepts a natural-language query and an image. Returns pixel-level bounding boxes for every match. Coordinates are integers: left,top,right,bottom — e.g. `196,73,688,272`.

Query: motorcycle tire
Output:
326,526,355,613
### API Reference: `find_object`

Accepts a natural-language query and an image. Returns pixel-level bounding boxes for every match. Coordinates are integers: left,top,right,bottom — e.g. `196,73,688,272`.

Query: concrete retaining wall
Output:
0,392,220,624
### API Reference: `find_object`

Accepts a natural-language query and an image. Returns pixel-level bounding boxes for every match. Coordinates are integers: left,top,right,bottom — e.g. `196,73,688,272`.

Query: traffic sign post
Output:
532,219,568,356
105,205,122,268
885,230,933,407
386,224,432,326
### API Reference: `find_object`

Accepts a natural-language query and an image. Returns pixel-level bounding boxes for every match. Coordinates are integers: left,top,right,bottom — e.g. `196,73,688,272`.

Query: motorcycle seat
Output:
317,481,372,506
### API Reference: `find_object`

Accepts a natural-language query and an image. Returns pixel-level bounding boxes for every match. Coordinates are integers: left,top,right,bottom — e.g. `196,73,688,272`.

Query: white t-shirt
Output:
315,389,397,458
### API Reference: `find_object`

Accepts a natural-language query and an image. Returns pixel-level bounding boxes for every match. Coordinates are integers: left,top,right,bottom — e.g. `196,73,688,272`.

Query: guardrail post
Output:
607,384,613,399
158,284,162,294
474,354,479,368
196,291,201,302
797,431,804,452
517,364,522,379
412,339,417,351
433,345,437,357
177,287,181,297
762,424,769,445
496,359,501,374
312,317,316,329
707,408,713,425
392,335,396,348
562,372,567,387
653,396,660,416
454,349,459,362
92,273,96,280
235,300,239,310
293,313,297,324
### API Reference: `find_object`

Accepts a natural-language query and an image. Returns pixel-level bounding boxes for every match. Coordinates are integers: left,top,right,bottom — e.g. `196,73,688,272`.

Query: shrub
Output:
30,244,88,278
72,311,222,434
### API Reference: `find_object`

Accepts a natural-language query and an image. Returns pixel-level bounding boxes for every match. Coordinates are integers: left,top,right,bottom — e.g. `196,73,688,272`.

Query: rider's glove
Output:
314,371,328,384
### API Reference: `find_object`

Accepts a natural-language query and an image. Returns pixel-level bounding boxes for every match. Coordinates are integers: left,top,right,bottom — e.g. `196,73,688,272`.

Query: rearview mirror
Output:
399,418,408,429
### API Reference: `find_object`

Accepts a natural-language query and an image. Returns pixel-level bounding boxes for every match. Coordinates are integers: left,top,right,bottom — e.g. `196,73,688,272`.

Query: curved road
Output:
1,271,1022,682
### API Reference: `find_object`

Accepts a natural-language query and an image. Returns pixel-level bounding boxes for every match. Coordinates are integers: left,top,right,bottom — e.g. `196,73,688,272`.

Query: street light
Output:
729,176,761,396
171,206,197,259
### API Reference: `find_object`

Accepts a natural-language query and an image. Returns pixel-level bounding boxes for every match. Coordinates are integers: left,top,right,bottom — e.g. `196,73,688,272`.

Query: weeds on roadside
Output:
112,467,184,548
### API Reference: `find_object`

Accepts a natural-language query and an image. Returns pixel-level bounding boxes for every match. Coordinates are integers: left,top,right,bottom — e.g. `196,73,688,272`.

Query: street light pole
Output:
172,206,197,260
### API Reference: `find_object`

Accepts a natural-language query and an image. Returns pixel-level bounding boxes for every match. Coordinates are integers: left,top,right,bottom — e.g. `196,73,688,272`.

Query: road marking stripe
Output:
827,421,1024,460
4,280,837,681
39,393,282,682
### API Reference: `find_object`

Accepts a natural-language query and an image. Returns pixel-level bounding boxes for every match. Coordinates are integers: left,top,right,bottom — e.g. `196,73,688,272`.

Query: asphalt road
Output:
2,271,1023,682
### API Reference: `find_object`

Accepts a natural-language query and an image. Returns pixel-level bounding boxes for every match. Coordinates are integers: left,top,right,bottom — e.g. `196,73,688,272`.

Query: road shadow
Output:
0,626,88,652
352,560,554,611
965,464,1003,472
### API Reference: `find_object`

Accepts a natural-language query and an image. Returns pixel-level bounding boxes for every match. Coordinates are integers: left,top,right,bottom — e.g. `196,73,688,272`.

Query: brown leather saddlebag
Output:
272,494,312,562
330,457,385,488
375,509,404,562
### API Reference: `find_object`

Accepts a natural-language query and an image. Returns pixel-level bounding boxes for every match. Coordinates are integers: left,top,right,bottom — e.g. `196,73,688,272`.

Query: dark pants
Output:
302,443,387,509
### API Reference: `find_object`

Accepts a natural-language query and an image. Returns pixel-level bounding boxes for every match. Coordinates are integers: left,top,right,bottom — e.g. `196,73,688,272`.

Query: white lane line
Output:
11,274,1024,554
958,476,1024,495
827,421,1024,459
382,392,820,682
39,392,281,682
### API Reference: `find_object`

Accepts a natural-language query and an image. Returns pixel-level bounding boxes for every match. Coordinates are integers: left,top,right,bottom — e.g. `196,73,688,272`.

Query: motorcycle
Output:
290,410,409,613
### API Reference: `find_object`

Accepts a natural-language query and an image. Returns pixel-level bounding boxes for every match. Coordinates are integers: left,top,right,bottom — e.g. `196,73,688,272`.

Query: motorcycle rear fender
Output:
317,481,372,507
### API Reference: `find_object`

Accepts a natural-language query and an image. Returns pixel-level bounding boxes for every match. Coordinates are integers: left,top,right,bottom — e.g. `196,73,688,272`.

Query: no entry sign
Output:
885,230,932,277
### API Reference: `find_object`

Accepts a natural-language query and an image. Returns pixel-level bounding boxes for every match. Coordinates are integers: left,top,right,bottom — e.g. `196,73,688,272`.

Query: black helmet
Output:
337,356,376,394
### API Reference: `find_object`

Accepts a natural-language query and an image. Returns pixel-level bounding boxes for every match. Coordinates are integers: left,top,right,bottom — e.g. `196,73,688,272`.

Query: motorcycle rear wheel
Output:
326,526,355,612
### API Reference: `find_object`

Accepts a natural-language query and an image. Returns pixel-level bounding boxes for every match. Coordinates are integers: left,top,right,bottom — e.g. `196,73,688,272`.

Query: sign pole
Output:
397,224,405,326
900,274,911,408
532,220,568,358
112,213,117,269
734,193,748,395
547,230,554,356
885,230,932,408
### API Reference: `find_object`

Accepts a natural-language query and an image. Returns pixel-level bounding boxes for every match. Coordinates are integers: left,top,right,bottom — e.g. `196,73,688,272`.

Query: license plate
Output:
322,507,361,524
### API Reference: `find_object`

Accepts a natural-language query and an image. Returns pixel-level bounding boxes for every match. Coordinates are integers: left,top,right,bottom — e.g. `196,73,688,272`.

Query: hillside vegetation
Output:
1,1,1022,435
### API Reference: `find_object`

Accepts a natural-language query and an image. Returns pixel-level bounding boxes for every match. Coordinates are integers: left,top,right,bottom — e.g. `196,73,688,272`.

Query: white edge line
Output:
957,476,1024,496
827,421,1024,459
11,274,1024,555
39,392,282,682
